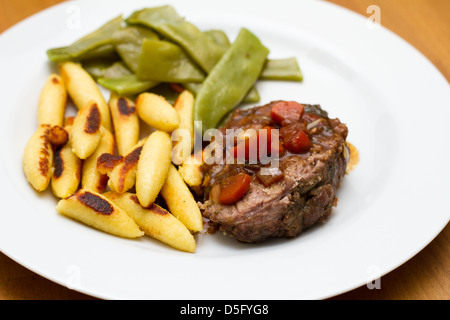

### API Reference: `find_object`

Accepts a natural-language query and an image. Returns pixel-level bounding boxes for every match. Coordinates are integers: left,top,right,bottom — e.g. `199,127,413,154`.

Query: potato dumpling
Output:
109,94,140,156
56,189,144,239
51,126,82,199
23,125,54,192
161,164,203,233
136,131,172,207
37,73,67,127
136,93,180,132
105,192,196,253
71,101,102,160
59,61,112,131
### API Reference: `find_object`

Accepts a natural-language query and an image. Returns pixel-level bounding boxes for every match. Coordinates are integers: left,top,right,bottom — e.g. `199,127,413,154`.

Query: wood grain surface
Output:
0,0,448,300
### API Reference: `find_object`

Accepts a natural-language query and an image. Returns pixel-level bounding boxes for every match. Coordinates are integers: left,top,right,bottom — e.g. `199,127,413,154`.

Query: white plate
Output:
0,0,449,300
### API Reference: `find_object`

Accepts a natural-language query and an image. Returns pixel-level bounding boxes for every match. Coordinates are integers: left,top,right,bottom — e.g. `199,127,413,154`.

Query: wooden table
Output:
0,0,448,300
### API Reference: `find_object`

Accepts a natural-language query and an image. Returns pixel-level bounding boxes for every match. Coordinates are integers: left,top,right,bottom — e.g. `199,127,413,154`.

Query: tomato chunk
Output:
230,127,284,160
169,83,185,93
257,126,272,157
285,130,312,153
281,124,312,154
230,131,258,161
266,127,284,157
219,173,252,205
270,101,305,124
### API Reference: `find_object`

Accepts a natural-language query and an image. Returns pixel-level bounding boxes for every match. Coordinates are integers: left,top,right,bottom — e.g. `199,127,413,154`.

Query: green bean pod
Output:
205,30,231,49
261,57,303,81
204,30,302,82
184,82,260,104
83,60,131,79
126,6,226,73
137,39,205,83
47,16,124,62
98,75,158,96
194,28,269,134
113,26,159,73
184,29,260,103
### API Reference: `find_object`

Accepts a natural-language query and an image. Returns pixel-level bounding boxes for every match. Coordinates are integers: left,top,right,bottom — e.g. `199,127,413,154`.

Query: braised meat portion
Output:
200,101,349,243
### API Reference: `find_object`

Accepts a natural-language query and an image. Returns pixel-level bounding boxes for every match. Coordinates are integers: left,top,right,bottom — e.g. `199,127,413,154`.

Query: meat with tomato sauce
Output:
200,101,349,243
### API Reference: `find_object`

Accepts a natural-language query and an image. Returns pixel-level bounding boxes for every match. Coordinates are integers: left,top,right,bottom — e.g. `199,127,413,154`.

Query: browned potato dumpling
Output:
136,131,172,207
81,127,115,193
23,124,54,192
37,73,67,127
105,192,196,253
97,153,123,176
48,125,69,148
56,189,144,239
107,138,146,193
109,94,140,156
59,61,112,131
71,101,102,160
161,164,203,233
178,152,204,189
172,90,195,165
136,93,180,132
51,126,82,199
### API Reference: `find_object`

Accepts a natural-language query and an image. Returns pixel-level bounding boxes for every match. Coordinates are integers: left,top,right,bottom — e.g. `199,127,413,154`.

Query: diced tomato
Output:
169,83,185,93
263,126,284,157
270,101,305,124
285,130,312,153
219,173,252,205
258,126,284,158
230,126,284,160
230,131,259,161
257,126,272,154
280,123,312,154
280,123,303,142
270,139,285,156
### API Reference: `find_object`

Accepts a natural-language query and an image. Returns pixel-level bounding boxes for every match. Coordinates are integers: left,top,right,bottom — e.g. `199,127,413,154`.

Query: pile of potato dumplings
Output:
23,61,204,253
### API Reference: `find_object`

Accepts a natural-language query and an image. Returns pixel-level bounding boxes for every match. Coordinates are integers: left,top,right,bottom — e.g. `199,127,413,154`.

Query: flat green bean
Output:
126,6,226,73
184,82,260,104
113,26,159,73
98,75,158,96
83,59,122,79
204,30,302,82
261,57,303,81
205,30,231,49
184,29,260,103
84,61,132,80
194,28,269,133
137,39,205,83
47,16,123,62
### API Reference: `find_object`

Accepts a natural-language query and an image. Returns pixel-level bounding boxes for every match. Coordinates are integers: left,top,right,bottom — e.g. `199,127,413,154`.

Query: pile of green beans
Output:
47,6,303,131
